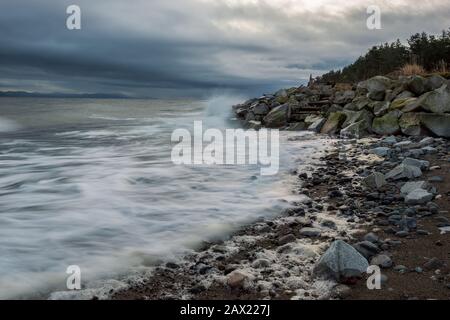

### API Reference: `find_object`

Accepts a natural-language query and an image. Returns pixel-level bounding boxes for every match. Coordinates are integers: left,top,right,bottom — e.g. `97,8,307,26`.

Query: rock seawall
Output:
233,75,450,138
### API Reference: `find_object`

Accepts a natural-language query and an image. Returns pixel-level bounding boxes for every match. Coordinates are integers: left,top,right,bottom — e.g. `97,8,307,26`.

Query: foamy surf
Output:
0,97,329,299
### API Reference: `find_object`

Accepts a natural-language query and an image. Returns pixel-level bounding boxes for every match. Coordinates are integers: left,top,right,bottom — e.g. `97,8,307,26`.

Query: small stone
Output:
354,241,380,259
363,232,379,243
394,265,407,273
363,172,387,190
227,270,252,289
332,284,352,299
300,227,322,238
400,181,429,196
252,259,271,269
415,267,423,273
386,164,422,181
371,254,393,268
418,137,434,147
371,147,391,157
424,258,444,271
279,234,297,245
422,146,437,154
428,176,444,183
417,230,430,236
405,189,434,205
382,136,397,145
395,231,409,238
166,262,180,269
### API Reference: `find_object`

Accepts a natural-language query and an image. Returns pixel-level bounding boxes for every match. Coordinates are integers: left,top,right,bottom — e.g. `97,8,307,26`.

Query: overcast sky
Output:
0,0,449,98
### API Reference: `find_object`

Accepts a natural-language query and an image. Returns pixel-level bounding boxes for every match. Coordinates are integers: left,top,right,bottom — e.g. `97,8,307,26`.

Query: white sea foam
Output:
0,97,326,299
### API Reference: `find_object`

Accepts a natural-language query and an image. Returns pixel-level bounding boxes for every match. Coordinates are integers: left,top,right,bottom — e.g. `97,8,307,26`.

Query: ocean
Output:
0,97,324,299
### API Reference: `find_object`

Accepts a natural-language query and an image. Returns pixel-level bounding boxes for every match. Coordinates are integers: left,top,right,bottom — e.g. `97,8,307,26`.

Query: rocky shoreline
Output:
233,74,450,138
111,75,450,300
111,134,449,300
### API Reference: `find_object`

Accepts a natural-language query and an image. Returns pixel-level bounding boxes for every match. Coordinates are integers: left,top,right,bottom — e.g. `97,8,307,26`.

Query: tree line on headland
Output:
317,29,450,84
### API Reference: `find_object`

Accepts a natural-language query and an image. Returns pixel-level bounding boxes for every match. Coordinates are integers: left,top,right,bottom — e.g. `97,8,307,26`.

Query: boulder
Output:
399,113,423,136
386,164,422,180
342,109,373,128
313,240,369,281
321,112,347,134
405,189,434,205
415,84,450,114
390,98,417,111
363,172,387,189
419,113,450,138
425,75,447,92
396,90,414,100
407,75,427,96
372,111,401,135
349,96,372,111
359,76,392,101
263,104,289,128
340,120,371,138
252,103,270,115
236,108,248,118
274,89,289,104
334,90,355,105
372,101,391,116
308,117,326,133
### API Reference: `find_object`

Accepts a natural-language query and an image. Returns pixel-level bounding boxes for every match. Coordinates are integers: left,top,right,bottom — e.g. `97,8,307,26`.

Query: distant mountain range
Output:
0,91,131,99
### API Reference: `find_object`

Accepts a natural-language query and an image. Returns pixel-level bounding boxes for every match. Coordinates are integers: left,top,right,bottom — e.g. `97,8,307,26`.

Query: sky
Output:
0,0,449,98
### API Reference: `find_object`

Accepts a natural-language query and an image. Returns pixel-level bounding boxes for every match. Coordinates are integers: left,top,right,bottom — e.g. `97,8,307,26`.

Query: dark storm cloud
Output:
0,0,449,97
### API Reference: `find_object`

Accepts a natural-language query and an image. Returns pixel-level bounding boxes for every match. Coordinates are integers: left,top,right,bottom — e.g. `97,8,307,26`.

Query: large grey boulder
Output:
420,113,450,138
405,189,434,205
334,90,355,105
313,240,369,281
386,164,422,180
352,96,372,110
342,109,373,128
407,75,427,96
320,112,347,134
425,75,447,92
252,103,270,115
372,111,401,135
363,172,387,189
359,76,392,101
263,104,289,128
372,101,391,116
416,84,450,114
